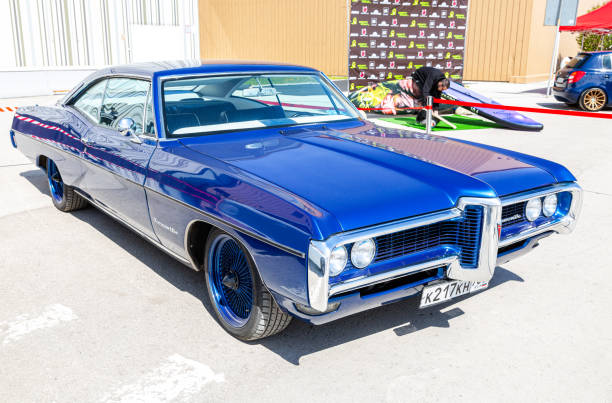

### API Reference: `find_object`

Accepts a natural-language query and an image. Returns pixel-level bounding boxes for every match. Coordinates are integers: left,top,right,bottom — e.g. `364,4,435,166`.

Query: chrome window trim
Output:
67,79,109,125
64,74,158,142
141,83,157,139
63,73,151,106
308,196,502,312
498,182,582,247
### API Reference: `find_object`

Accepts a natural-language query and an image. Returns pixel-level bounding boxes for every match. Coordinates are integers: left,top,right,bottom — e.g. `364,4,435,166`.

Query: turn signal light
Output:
567,71,586,84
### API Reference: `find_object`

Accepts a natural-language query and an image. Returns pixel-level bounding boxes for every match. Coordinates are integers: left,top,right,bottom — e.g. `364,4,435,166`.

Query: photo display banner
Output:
348,0,469,93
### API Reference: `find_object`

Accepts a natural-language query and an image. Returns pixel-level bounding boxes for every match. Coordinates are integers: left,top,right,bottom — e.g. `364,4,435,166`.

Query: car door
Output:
81,77,158,239
602,54,612,103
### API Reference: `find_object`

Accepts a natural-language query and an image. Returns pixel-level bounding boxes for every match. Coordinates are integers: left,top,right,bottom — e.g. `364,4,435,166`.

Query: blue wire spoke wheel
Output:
47,159,64,203
207,234,254,328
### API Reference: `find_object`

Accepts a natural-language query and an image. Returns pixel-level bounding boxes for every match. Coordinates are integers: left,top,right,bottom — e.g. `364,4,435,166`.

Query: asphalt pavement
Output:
1,88,611,402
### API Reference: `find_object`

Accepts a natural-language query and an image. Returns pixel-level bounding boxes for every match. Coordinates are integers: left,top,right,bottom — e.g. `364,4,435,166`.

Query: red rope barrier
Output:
434,98,612,119
357,106,426,111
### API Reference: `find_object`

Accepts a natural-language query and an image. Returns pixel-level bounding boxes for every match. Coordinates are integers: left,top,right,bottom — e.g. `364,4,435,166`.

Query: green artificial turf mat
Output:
379,114,502,131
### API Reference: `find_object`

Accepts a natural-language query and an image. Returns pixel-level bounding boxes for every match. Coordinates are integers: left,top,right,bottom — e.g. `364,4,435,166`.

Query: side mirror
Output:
117,117,135,136
117,117,142,144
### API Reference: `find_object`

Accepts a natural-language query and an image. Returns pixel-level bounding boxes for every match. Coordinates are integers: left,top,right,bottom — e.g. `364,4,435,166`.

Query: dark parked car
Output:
553,51,612,111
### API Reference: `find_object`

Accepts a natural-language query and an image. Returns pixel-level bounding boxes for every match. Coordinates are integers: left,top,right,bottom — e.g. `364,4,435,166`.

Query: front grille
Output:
373,206,484,268
359,268,441,297
458,206,484,267
501,201,526,226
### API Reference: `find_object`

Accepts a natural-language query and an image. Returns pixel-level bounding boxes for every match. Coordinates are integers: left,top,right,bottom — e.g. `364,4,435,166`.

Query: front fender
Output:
144,142,331,306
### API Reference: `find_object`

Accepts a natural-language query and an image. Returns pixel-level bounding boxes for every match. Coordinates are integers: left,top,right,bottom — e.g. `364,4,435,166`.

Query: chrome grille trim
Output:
308,196,502,312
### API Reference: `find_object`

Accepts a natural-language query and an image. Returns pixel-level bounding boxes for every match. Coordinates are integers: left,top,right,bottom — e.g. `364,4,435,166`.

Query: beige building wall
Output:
464,0,602,83
463,0,534,82
198,0,348,76
198,0,600,83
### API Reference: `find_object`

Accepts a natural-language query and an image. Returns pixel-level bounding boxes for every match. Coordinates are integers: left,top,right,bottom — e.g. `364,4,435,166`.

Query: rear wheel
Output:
579,88,607,111
204,229,291,340
46,159,88,212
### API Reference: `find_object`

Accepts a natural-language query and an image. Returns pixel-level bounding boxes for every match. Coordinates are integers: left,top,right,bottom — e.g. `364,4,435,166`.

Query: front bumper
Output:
304,183,582,315
307,196,502,312
275,265,445,325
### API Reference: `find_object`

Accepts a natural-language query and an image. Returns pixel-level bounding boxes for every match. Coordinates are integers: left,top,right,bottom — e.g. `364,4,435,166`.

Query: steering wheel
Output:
286,111,313,118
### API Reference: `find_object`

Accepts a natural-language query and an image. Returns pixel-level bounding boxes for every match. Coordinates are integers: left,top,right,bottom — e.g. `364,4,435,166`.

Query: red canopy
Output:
560,0,612,33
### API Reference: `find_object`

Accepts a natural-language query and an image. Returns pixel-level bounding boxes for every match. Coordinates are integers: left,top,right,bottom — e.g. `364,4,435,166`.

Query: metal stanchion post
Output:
425,96,433,134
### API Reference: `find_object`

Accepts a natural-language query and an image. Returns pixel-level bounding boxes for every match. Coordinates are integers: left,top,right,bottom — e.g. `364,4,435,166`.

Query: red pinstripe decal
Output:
15,113,79,141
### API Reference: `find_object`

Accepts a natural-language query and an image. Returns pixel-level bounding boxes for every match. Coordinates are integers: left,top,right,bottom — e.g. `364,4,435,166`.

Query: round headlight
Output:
351,238,376,269
329,245,348,277
525,198,542,222
542,194,558,217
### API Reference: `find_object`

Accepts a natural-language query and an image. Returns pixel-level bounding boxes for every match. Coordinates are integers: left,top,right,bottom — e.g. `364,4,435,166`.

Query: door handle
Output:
81,137,93,145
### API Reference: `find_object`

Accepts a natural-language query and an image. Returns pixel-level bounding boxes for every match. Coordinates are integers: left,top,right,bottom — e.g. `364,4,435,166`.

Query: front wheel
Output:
579,88,607,111
204,229,292,340
46,158,88,212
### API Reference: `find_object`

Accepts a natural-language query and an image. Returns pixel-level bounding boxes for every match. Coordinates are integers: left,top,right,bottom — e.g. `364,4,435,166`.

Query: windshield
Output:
162,73,359,137
565,54,590,69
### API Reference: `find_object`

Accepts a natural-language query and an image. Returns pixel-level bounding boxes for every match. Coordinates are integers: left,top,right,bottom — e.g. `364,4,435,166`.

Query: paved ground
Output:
1,88,611,403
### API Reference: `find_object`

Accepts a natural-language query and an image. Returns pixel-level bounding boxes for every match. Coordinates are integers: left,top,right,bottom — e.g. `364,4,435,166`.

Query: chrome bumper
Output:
307,183,582,312
307,196,502,312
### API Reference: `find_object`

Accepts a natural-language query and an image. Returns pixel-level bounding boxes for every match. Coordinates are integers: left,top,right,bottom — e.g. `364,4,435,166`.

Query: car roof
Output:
64,60,322,106
579,51,612,56
95,60,319,79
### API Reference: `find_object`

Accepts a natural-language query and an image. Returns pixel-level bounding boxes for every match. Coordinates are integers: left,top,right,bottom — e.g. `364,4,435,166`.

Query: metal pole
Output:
426,96,433,134
547,25,561,97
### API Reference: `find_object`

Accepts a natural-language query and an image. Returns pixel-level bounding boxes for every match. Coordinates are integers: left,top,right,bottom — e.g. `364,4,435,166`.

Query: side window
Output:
100,78,149,133
144,89,156,136
603,55,612,71
72,80,107,122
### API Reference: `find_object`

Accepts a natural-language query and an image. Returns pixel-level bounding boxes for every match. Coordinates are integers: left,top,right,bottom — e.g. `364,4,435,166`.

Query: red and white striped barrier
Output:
0,107,18,113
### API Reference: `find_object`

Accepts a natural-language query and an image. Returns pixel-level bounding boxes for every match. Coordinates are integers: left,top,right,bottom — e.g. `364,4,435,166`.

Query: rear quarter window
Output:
602,54,612,70
565,54,590,69
72,80,107,122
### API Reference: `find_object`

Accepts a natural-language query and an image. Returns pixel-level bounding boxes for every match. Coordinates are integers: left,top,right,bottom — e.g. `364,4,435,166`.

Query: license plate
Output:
419,280,488,308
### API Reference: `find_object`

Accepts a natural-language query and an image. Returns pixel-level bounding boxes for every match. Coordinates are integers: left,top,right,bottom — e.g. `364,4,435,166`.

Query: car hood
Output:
180,120,557,232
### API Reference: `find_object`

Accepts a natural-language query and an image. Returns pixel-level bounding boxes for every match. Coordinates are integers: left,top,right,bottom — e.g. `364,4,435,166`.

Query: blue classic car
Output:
10,61,582,340
553,51,612,111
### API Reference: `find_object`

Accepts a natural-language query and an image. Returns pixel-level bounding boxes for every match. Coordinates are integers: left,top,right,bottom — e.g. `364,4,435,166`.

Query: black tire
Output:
579,88,607,112
204,229,291,340
46,158,88,212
